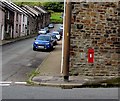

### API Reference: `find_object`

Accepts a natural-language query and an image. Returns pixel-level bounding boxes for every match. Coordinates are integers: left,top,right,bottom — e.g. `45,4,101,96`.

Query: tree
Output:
14,2,41,6
42,2,64,12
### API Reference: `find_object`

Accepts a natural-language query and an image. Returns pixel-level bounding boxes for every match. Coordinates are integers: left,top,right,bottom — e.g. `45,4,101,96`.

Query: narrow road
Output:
2,38,50,82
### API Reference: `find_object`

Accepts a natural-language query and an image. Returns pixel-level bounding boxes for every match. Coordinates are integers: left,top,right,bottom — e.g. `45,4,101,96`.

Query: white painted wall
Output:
13,11,16,38
20,14,27,36
0,7,5,40
23,15,27,35
20,14,23,36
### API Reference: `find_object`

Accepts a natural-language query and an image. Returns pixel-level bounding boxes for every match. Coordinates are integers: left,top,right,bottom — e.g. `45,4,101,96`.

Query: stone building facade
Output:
70,2,120,77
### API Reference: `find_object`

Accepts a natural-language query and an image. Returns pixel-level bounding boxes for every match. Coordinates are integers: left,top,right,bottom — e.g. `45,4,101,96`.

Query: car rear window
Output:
41,29,45,31
37,36,50,41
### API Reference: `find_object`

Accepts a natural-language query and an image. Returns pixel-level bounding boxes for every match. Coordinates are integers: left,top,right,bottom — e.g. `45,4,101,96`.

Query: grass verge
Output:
50,12,63,23
26,69,40,85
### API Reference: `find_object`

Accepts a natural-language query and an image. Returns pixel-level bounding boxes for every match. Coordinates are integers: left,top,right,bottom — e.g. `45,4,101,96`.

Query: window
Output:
16,24,18,33
23,24,24,32
7,24,9,33
23,15,25,22
16,13,18,21
7,11,9,19
27,21,29,25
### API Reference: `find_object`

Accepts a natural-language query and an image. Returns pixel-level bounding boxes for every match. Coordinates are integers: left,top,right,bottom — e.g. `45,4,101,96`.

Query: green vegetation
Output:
50,12,63,23
13,2,42,6
26,69,40,85
42,2,64,12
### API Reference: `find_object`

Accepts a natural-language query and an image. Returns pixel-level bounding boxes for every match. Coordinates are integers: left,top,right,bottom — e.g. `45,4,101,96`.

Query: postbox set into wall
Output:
88,48,94,63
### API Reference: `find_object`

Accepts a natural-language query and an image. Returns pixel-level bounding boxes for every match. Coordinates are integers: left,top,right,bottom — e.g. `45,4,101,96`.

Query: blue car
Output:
33,35,54,51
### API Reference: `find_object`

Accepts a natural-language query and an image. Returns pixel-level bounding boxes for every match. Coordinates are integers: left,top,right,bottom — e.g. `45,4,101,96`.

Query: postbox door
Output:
88,49,94,63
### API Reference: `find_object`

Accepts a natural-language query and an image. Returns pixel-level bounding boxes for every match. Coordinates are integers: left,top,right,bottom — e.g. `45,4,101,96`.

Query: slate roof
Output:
23,5,41,16
1,0,22,13
0,1,5,9
21,6,36,18
34,6,47,13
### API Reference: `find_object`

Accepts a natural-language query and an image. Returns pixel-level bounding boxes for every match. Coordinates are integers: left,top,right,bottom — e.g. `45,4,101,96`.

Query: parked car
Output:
44,27,49,33
33,34,54,51
57,28,63,36
59,25,63,30
48,24,54,28
38,29,46,35
52,31,61,41
47,33,57,45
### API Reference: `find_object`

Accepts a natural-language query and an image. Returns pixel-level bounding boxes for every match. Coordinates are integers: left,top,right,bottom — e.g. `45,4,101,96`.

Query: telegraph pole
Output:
63,0,72,81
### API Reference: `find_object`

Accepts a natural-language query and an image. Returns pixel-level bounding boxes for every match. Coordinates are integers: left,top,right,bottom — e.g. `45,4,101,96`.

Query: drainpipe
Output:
63,0,72,81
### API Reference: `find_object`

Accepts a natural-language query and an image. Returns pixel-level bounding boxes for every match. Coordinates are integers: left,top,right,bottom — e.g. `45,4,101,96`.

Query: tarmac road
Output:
2,85,119,99
2,37,50,82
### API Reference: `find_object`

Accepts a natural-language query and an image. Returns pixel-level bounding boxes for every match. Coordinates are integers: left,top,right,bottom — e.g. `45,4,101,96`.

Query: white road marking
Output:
14,82,27,85
0,81,12,86
0,81,27,86
0,84,10,86
0,81,12,84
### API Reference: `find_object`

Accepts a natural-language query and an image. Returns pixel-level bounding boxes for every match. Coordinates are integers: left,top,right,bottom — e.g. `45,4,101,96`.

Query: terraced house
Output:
0,0,28,39
0,0,50,40
70,1,120,77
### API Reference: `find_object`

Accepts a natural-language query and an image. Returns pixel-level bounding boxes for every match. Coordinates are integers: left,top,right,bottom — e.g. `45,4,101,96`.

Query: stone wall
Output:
70,2,120,77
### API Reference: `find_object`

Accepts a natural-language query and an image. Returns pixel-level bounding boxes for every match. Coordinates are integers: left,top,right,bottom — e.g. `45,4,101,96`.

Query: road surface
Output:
2,85,119,99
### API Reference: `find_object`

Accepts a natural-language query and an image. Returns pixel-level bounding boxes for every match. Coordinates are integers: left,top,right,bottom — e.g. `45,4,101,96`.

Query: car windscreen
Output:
37,36,50,41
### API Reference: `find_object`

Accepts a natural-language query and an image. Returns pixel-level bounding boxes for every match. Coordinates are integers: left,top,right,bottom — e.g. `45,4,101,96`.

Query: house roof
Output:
34,6,47,14
23,5,41,16
1,0,22,13
0,1,4,9
1,0,29,17
0,1,2,6
21,6,36,18
9,1,28,16
40,6,50,14
1,0,16,12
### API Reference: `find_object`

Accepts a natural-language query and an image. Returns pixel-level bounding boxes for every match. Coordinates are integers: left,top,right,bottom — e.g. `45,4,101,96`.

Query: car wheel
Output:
33,47,36,51
55,41,57,45
50,45,54,50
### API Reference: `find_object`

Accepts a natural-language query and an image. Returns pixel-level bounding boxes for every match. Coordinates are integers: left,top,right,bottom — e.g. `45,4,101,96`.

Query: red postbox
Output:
88,48,94,63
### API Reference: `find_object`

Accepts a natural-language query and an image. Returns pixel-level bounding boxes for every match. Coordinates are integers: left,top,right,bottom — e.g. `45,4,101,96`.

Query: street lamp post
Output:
63,0,72,81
